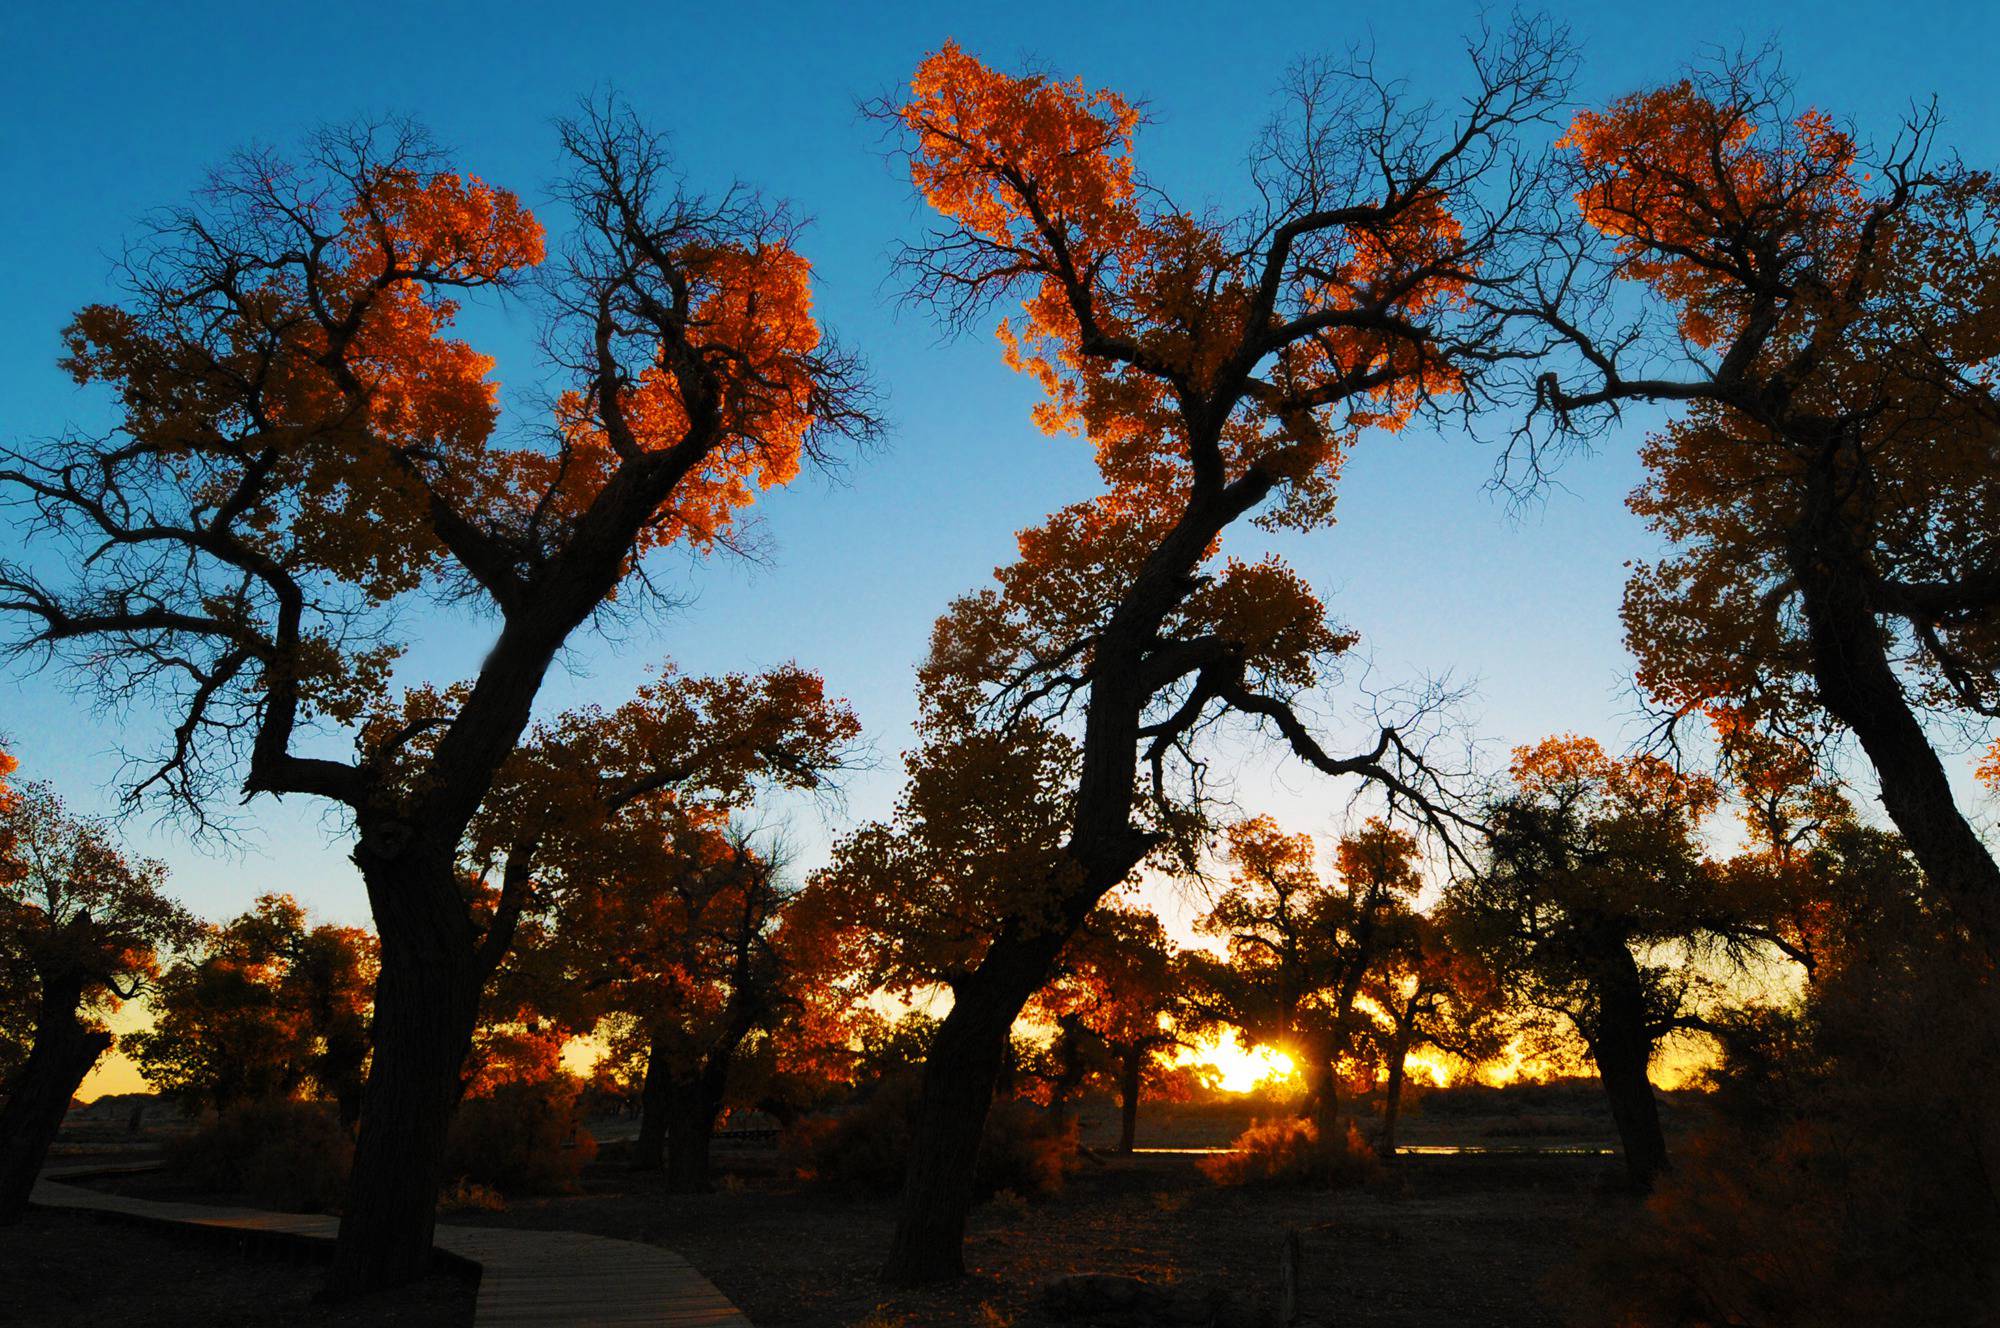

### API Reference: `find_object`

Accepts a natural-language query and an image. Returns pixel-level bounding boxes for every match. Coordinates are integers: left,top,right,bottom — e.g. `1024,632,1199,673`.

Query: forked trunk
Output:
327,863,483,1296
1116,1047,1142,1153
0,980,110,1224
636,1025,739,1192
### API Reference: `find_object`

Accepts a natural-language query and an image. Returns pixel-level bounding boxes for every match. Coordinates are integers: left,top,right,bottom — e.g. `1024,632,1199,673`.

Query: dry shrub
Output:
169,1097,352,1212
783,1075,1076,1199
1200,1116,1379,1188
781,1080,912,1195
1564,871,2000,1327
977,1096,1077,1199
445,1075,596,1196
437,1177,507,1213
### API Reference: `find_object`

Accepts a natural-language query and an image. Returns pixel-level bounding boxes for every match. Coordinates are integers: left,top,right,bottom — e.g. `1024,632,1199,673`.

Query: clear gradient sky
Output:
4,0,1997,952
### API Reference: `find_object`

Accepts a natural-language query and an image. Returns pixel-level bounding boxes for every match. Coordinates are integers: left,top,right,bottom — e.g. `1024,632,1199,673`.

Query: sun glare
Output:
1183,1030,1297,1093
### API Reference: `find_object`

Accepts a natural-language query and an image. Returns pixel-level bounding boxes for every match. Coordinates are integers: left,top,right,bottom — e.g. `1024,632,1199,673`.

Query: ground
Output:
441,1144,1629,1326
0,1207,475,1327
24,1082,1693,1327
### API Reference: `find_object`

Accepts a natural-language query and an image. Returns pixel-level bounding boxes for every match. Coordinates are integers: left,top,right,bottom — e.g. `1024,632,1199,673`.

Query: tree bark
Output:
0,980,110,1224
662,1079,721,1194
1377,1022,1414,1161
1788,529,2000,956
1594,1028,1667,1189
1586,947,1668,1190
634,1029,737,1193
1116,1047,1142,1153
1305,1049,1342,1139
326,862,483,1295
883,931,1066,1285
633,1036,672,1172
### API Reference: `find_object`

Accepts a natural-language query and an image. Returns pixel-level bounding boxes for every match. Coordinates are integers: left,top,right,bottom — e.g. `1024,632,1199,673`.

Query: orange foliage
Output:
1560,73,2000,803
546,241,826,557
1508,734,1720,827
1561,83,1862,348
900,43,1468,517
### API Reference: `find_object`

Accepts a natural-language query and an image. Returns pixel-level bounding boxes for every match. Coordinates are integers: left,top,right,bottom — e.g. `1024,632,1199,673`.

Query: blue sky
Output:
4,0,1999,936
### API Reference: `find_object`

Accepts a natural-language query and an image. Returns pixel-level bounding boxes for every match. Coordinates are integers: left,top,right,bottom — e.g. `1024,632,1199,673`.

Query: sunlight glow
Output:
1180,1029,1298,1093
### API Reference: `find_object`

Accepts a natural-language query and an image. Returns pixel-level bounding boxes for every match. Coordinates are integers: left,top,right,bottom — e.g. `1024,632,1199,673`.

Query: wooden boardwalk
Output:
31,1173,751,1326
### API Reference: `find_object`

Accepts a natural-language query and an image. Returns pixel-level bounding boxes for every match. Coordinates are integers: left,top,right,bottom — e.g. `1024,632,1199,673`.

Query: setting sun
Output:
1182,1030,1298,1093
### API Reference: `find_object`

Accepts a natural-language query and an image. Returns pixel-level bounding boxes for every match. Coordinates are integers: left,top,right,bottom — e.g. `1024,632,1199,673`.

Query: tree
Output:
1564,815,1999,1325
0,107,877,1289
0,781,196,1222
1527,59,2000,957
1451,736,1751,1189
556,825,802,1191
1195,815,1422,1139
871,25,1570,1281
1360,907,1505,1158
484,660,859,1188
128,893,376,1125
1031,902,1194,1152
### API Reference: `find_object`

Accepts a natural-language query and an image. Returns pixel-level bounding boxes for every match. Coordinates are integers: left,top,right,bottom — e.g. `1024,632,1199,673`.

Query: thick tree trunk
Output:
1594,1028,1668,1189
327,863,483,1297
1586,946,1668,1190
883,933,1064,1285
1116,1047,1142,1154
1789,534,2000,955
662,1080,721,1194
0,981,110,1224
633,1035,672,1172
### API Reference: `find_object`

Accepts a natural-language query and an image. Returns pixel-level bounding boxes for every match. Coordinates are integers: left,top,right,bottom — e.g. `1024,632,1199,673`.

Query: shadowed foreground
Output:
29,1173,749,1327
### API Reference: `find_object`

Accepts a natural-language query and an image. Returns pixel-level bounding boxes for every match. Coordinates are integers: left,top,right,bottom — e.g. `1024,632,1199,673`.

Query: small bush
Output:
784,1076,1076,1198
987,1188,1031,1222
169,1098,352,1212
1200,1116,1379,1188
781,1083,912,1195
976,1097,1077,1198
445,1076,596,1196
438,1177,507,1213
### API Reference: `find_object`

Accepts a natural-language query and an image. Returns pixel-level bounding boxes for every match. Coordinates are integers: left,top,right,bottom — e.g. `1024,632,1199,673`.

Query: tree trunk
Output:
0,980,109,1224
633,1034,672,1172
1789,532,2000,956
1594,1026,1667,1189
327,864,483,1296
1377,1023,1413,1161
883,933,1062,1286
662,1079,722,1194
1305,1052,1341,1139
1116,1047,1142,1154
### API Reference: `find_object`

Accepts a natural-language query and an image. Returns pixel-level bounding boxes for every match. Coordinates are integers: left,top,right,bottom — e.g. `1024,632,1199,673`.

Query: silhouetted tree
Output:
0,105,876,1288
0,781,195,1222
1452,737,1747,1188
129,894,375,1125
1526,57,2000,958
869,23,1566,1279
